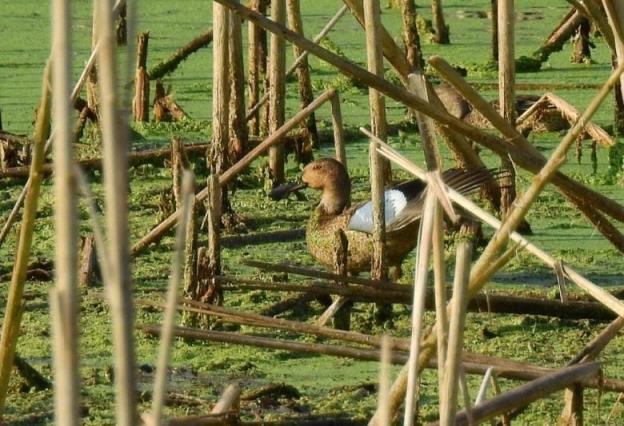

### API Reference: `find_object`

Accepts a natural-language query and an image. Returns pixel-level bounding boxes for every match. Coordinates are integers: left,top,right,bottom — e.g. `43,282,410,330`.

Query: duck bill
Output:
269,180,307,200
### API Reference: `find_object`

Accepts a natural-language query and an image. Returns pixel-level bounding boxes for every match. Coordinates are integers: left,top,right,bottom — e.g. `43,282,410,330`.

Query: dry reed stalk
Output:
96,0,136,423
403,191,436,426
286,0,319,150
50,0,80,423
399,0,423,71
268,0,286,183
438,363,601,426
0,63,51,414
211,384,242,415
567,316,624,365
211,0,230,180
330,93,347,167
377,335,392,426
498,0,517,219
431,202,448,400
439,240,473,425
0,1,125,249
431,0,449,44
407,74,442,170
131,88,336,255
603,1,624,98
150,172,195,425
341,0,411,81
228,2,247,163
246,5,348,121
475,367,494,406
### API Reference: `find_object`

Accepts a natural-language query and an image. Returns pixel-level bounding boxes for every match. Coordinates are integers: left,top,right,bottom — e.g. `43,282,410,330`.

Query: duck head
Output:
270,158,351,215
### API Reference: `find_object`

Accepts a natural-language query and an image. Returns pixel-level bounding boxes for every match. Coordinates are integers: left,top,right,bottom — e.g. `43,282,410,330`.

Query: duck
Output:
271,158,498,278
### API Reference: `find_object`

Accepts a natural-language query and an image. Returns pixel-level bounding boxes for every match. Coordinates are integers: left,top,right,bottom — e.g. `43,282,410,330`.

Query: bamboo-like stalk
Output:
377,335,392,426
211,0,230,179
498,0,516,219
439,239,473,425
330,93,347,168
567,316,624,365
131,89,336,255
432,201,448,402
403,191,436,426
245,5,348,121
603,0,624,100
246,0,263,135
96,0,136,423
400,0,423,71
407,74,442,170
51,0,80,423
432,0,450,44
229,2,247,163
268,0,286,184
0,63,51,415
150,172,194,425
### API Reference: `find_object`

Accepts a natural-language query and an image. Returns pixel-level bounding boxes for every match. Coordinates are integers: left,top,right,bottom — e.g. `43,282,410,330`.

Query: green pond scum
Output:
1,0,624,424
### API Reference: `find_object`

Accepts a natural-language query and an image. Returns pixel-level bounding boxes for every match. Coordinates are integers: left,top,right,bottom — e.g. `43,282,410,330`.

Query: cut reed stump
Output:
79,235,97,287
268,0,287,184
247,0,265,137
533,8,584,63
228,5,248,163
171,137,190,209
133,31,150,122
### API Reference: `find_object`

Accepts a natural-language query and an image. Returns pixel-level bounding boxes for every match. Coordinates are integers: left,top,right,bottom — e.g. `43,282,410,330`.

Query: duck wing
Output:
348,167,502,234
347,189,410,233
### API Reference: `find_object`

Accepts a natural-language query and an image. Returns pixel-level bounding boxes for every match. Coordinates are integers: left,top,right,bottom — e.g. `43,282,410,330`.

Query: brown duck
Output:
271,158,496,276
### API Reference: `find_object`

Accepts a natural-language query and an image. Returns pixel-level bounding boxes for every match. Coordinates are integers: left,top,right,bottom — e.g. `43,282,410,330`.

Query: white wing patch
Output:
348,190,407,234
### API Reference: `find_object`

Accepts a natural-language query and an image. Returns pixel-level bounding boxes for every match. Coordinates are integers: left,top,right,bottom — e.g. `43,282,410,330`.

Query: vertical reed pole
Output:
439,233,473,425
207,174,222,305
400,0,424,71
364,0,390,321
0,63,51,415
247,0,263,136
211,0,230,180
377,335,392,426
491,0,498,62
229,4,248,163
432,201,448,408
287,0,319,152
151,172,194,425
364,0,390,185
404,191,436,426
498,0,516,218
51,0,80,423
96,0,137,422
268,0,287,184
133,31,149,122
432,0,450,44
87,1,99,117
330,93,347,168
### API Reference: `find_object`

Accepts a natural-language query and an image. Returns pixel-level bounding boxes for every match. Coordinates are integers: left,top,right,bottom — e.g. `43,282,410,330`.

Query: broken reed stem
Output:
151,172,195,425
51,0,80,422
404,191,436,426
0,62,51,416
439,238,473,426
245,5,348,121
475,367,495,405
210,383,241,415
96,0,137,423
131,88,336,255
378,335,392,426
0,1,126,249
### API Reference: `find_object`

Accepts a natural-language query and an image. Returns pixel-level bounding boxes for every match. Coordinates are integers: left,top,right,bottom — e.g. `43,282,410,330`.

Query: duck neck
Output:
318,186,350,216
